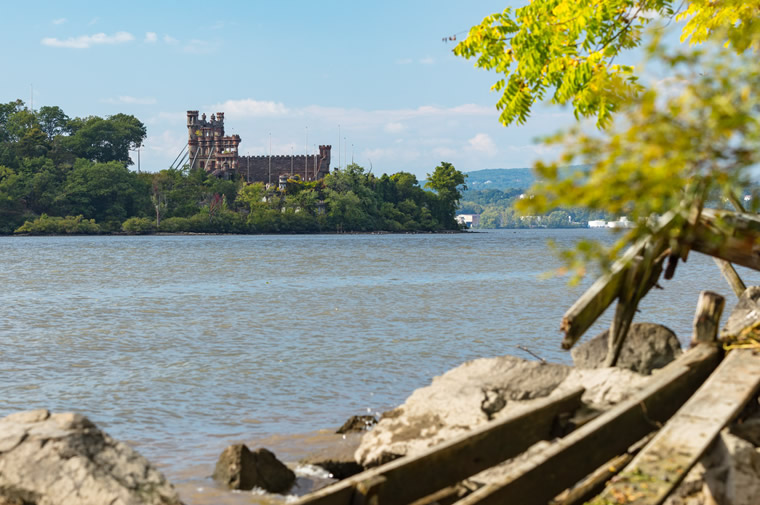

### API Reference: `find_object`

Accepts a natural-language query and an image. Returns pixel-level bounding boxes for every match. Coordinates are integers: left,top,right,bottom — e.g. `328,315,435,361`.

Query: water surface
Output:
1,230,755,502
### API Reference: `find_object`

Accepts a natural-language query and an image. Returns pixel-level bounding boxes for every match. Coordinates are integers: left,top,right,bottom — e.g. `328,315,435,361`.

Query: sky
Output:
0,0,579,179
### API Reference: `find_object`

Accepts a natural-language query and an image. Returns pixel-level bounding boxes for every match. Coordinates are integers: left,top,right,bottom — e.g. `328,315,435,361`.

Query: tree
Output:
37,106,70,140
61,114,146,165
425,162,467,229
454,1,759,128
455,2,760,275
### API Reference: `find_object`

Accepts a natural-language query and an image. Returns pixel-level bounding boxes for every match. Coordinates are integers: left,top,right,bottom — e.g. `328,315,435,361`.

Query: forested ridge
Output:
0,100,467,235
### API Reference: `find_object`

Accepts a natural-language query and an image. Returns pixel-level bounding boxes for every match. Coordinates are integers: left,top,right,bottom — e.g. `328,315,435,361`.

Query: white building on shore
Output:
588,217,634,229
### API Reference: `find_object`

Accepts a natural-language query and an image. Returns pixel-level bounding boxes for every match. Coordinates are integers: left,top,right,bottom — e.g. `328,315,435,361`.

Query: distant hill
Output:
463,168,535,191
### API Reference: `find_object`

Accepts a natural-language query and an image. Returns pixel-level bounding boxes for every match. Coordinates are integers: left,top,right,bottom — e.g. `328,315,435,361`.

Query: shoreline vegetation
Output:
0,100,469,236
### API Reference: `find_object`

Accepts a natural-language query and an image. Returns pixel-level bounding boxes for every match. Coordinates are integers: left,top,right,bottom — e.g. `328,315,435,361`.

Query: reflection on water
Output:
1,230,756,503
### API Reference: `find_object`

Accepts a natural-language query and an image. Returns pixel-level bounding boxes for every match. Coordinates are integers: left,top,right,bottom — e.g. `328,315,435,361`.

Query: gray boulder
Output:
300,433,364,480
722,285,760,339
0,409,183,505
212,445,295,493
665,429,760,505
336,415,377,434
354,355,650,468
571,322,682,374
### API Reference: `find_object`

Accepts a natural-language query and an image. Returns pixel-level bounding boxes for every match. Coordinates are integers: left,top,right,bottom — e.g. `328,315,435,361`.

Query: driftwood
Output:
691,291,725,345
589,349,760,505
449,344,720,505
689,209,760,271
292,387,585,505
713,258,746,297
561,211,680,351
549,433,655,505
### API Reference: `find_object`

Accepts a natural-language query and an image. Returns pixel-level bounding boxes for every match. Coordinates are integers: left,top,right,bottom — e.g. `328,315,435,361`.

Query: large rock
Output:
571,322,682,374
722,285,760,339
355,355,650,467
300,434,364,480
336,415,377,434
0,409,183,505
664,430,760,505
212,444,295,493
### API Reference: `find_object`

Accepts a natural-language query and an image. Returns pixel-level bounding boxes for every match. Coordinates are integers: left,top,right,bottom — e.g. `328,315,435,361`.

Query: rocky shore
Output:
3,322,760,504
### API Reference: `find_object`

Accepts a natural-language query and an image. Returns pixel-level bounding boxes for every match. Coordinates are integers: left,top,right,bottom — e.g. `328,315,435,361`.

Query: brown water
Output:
1,230,755,503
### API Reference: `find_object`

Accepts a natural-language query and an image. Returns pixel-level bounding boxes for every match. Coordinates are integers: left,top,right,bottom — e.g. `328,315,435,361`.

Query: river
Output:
1,230,756,503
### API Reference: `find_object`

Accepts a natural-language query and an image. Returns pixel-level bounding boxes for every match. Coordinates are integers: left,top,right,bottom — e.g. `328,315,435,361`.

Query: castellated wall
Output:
237,151,330,183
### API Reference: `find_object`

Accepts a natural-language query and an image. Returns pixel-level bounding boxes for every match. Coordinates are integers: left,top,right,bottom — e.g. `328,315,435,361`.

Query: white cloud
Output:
52,18,66,25
467,133,498,156
210,99,290,118
88,18,98,25
396,58,413,65
384,122,405,133
163,35,178,45
41,31,134,49
102,96,157,105
145,32,157,43
419,57,434,65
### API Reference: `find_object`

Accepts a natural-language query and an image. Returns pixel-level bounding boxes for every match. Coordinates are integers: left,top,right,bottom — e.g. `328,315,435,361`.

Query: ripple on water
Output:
2,231,759,504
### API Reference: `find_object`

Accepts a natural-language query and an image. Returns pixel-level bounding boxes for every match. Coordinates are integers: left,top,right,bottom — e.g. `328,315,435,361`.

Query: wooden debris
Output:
691,291,725,346
689,209,760,271
712,258,746,298
549,433,655,505
292,387,585,505
587,349,760,505
449,344,720,505
561,211,681,351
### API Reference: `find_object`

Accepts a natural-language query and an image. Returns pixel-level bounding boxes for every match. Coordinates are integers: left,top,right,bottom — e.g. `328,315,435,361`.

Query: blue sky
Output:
0,0,577,178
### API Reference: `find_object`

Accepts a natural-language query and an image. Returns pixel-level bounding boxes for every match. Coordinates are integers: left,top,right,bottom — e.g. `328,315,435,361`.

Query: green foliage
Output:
0,98,468,235
454,1,759,128
15,214,100,235
425,162,468,229
457,0,760,276
517,31,760,267
121,217,155,234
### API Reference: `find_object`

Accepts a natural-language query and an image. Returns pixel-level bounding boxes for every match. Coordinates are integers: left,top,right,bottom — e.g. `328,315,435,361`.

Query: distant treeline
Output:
459,188,613,228
0,100,467,235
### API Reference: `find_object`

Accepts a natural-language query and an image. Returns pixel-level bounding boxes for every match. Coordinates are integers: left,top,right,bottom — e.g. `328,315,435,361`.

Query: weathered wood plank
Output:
561,211,680,350
690,209,760,271
604,240,668,367
450,344,721,505
292,387,585,505
549,433,655,505
691,291,725,345
588,349,760,505
712,258,746,298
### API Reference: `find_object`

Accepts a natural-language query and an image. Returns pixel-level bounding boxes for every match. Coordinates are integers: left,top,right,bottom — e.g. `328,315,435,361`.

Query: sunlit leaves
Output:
516,34,760,269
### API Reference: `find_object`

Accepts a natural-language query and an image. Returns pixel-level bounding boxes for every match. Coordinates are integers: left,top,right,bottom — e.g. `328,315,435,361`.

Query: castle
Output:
186,110,331,183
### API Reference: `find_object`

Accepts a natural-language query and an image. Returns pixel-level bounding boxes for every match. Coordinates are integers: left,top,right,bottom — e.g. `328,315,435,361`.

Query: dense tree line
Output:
0,101,466,235
459,188,612,229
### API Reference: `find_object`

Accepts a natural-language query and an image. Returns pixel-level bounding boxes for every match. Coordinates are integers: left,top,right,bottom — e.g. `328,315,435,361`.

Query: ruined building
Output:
186,110,331,183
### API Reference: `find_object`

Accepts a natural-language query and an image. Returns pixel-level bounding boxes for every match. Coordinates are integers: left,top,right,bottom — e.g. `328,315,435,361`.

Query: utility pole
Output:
338,124,341,170
268,132,272,185
305,126,308,181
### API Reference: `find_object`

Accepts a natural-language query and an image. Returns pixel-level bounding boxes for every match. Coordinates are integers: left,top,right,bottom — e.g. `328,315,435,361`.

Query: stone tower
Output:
186,110,241,177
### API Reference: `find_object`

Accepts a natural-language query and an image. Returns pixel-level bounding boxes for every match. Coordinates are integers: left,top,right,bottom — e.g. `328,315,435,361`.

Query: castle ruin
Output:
186,110,331,183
